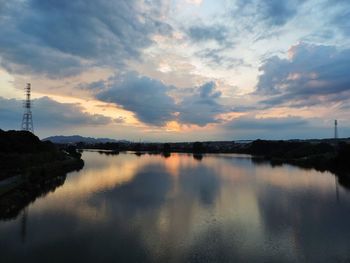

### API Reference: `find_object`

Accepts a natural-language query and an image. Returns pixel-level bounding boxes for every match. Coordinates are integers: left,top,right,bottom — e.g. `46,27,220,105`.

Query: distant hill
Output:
0,129,55,153
0,130,83,180
43,135,126,144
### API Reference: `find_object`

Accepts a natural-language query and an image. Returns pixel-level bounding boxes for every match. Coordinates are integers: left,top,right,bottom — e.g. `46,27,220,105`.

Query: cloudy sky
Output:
0,0,349,141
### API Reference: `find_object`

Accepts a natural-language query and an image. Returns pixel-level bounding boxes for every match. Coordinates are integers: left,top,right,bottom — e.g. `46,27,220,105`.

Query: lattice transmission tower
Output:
21,83,34,133
334,120,338,139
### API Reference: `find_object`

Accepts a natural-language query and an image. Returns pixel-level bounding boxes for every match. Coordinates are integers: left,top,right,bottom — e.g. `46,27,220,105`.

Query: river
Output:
1,151,350,262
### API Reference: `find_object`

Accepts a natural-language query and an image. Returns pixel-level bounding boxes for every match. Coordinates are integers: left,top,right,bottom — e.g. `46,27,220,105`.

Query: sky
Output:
0,0,350,141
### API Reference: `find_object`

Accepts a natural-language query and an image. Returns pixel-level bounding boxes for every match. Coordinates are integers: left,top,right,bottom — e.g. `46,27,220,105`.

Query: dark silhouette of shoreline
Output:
1,131,349,220
70,139,350,189
0,130,84,181
0,130,84,219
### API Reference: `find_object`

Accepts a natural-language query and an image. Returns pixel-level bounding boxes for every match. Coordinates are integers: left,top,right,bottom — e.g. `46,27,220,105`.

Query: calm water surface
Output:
1,151,350,263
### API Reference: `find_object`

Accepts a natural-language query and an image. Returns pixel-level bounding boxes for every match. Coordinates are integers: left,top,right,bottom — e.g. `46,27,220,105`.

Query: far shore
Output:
70,138,350,190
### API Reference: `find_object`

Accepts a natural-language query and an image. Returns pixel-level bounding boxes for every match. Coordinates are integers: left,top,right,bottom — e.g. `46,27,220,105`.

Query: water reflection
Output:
0,174,67,221
0,152,350,263
252,156,350,191
193,153,203,161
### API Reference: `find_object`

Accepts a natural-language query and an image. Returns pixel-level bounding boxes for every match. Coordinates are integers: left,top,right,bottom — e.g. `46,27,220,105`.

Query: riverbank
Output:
70,138,350,187
0,130,84,220
0,156,84,220
242,139,350,189
0,130,84,196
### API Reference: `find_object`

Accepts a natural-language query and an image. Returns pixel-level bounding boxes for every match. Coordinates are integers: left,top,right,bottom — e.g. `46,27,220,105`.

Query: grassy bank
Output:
0,130,84,220
0,130,84,196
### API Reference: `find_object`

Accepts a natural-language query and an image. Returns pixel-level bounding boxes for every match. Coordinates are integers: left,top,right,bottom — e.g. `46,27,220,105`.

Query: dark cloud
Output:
96,72,177,126
0,96,113,131
177,82,225,126
0,0,171,76
96,73,226,127
331,8,350,37
234,0,305,27
78,80,107,92
230,105,259,113
195,48,247,69
226,116,308,130
187,24,229,44
256,43,350,107
322,0,350,36
222,115,336,139
187,24,241,69
0,0,12,17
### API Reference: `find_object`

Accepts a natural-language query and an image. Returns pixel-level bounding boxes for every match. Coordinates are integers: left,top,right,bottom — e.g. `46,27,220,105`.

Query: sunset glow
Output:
0,0,349,140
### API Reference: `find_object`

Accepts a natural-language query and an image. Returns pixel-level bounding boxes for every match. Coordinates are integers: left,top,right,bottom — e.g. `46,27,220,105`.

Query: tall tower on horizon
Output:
21,83,34,133
334,119,338,139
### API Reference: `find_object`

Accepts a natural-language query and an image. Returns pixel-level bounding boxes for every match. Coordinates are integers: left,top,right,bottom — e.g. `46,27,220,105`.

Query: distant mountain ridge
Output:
43,135,126,144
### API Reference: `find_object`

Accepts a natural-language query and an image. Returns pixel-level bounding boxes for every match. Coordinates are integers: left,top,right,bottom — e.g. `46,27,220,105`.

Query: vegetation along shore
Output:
0,130,84,199
66,138,350,189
